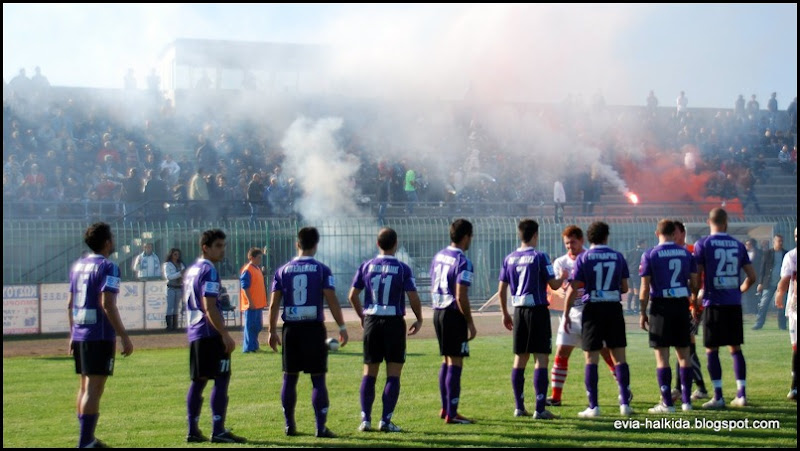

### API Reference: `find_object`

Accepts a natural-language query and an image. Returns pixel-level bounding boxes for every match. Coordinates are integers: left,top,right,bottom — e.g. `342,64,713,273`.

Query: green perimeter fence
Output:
3,215,797,304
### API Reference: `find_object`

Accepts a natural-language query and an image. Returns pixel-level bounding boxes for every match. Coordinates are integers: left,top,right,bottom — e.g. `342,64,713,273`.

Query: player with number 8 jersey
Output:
430,219,477,424
269,227,349,439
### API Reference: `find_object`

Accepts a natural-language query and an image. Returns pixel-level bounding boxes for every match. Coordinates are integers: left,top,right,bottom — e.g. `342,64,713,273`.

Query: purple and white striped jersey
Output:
351,255,417,317
572,245,630,304
69,254,121,342
693,233,750,306
184,258,221,342
429,246,473,311
498,247,555,307
639,242,697,299
272,256,334,323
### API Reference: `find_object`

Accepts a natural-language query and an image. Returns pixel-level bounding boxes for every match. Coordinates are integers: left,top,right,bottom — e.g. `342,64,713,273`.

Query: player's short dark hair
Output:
708,208,728,226
562,225,583,240
298,227,320,250
247,247,263,259
657,219,676,237
673,220,686,234
586,221,610,245
200,229,226,249
377,228,398,251
84,222,112,253
450,219,473,244
518,219,539,243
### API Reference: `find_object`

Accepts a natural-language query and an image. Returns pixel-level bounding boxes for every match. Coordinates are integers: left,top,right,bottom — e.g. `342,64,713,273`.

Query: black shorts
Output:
190,335,231,380
363,315,407,364
282,322,328,374
433,308,469,357
648,298,691,348
73,340,115,376
703,304,744,348
581,302,627,351
513,305,552,355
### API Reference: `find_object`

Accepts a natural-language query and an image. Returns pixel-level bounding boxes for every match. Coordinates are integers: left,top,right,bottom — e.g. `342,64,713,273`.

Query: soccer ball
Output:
326,337,340,352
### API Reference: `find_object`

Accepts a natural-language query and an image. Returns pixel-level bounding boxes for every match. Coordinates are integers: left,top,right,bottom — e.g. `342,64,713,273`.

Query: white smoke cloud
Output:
280,116,363,222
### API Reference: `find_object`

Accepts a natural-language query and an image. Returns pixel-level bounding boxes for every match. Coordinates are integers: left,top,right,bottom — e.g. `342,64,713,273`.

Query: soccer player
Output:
184,229,246,444
563,221,632,417
671,220,709,402
548,226,625,407
774,227,797,401
68,222,133,448
348,228,424,432
268,227,349,438
431,218,477,424
497,219,562,419
639,219,699,413
239,247,267,353
693,208,757,408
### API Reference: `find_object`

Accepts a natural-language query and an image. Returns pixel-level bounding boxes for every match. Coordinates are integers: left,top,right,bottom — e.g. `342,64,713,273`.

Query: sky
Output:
3,3,797,108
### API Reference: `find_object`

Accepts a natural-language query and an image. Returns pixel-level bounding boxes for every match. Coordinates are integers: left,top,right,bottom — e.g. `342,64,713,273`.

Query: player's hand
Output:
691,306,699,322
268,331,281,352
639,312,649,331
467,321,477,341
776,295,785,309
68,338,73,356
502,312,513,331
222,334,235,354
756,284,763,294
360,315,365,330
562,314,571,334
408,320,422,336
339,329,349,347
120,335,134,357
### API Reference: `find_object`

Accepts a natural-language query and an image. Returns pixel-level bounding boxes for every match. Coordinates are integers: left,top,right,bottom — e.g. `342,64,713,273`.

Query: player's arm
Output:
406,290,423,335
638,276,650,331
100,291,133,356
67,292,74,355
498,281,512,331
620,277,629,294
267,290,282,351
562,280,583,334
456,282,477,340
693,263,704,299
203,296,234,353
347,287,365,328
775,275,790,309
324,288,349,347
740,263,757,293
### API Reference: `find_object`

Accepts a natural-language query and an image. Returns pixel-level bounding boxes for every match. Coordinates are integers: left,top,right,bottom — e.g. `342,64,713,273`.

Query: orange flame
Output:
626,192,639,205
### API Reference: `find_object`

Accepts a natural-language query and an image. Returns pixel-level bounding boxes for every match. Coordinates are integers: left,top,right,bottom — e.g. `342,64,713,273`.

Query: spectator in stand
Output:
160,154,181,187
787,97,797,134
676,91,688,117
734,95,745,119
247,173,265,223
746,94,760,121
122,167,144,221
23,163,46,199
646,90,658,115
778,145,794,174
188,168,209,223
143,168,169,221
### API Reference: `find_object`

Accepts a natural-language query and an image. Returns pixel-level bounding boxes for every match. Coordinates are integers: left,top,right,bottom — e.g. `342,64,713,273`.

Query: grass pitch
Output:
3,323,796,447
